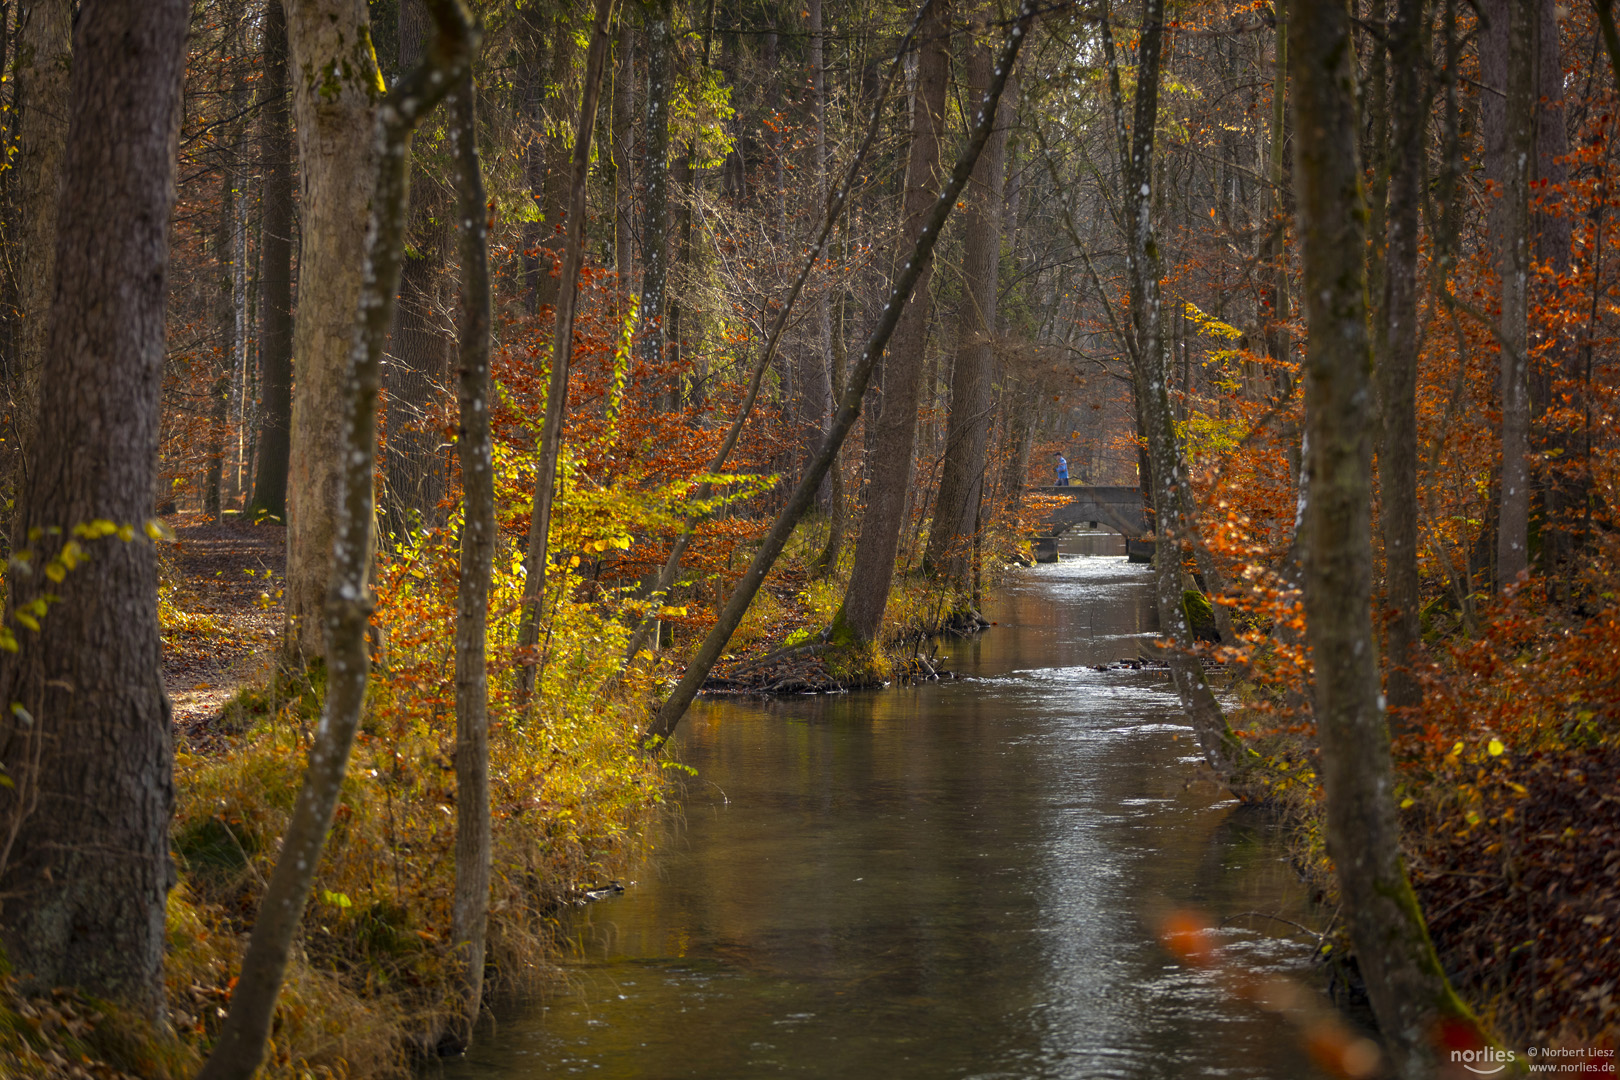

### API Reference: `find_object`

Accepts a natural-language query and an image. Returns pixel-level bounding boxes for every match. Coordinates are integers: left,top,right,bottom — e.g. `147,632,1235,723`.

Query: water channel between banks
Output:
435,533,1330,1079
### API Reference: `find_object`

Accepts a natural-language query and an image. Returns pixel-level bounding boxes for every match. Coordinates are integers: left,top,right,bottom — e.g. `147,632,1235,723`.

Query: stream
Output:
435,533,1329,1079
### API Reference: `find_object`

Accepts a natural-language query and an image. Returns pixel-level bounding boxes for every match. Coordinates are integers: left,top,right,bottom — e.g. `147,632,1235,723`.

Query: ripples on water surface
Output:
435,534,1328,1079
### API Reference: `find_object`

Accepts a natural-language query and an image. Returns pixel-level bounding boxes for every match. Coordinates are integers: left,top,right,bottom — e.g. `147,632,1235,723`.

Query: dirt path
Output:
160,512,284,739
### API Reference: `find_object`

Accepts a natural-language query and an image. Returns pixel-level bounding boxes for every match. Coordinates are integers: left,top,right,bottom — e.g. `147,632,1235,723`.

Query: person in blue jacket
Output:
1054,453,1070,487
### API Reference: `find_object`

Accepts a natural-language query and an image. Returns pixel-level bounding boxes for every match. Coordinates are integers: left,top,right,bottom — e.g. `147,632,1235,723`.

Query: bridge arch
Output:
1028,485,1154,563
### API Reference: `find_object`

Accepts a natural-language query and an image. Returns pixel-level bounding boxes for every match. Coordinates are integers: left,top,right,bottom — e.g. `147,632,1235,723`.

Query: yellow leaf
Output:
116,523,135,542
658,606,687,618
1487,738,1505,757
14,613,39,632
44,562,65,584
1400,797,1414,809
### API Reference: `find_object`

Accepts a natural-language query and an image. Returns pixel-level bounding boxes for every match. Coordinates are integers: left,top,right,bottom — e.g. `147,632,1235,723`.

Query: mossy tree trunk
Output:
1290,0,1494,1072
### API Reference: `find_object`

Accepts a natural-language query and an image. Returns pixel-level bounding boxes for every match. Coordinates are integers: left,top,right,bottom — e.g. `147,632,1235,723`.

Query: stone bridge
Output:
1027,485,1154,563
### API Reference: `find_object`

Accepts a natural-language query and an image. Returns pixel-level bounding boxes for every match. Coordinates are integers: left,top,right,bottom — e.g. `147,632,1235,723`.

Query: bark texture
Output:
637,0,675,368
197,9,475,1077
1290,0,1488,1073
834,0,951,643
925,25,1013,586
5,0,72,515
448,71,493,1049
646,0,1035,743
249,0,295,521
282,0,384,665
0,0,188,1015
1379,0,1425,717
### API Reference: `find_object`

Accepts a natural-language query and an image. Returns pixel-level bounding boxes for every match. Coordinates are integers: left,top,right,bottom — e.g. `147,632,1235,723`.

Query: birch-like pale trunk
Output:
196,8,475,1076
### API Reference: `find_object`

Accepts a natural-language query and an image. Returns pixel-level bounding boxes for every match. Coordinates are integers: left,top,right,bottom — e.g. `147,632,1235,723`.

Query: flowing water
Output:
436,534,1328,1079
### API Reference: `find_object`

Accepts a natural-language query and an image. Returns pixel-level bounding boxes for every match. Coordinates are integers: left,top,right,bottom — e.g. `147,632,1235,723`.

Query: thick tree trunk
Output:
196,11,475,1078
249,0,295,522
925,26,1013,587
1289,1,1491,1073
447,71,493,1051
646,0,1035,744
0,0,187,1016
281,0,384,666
515,0,615,698
1379,0,1425,718
833,0,950,644
4,0,72,521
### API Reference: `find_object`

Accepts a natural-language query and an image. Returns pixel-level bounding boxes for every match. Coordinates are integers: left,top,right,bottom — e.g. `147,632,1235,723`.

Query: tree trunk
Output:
925,24,1013,587
0,0,187,1016
281,0,384,666
447,70,493,1051
833,0,950,644
637,0,674,368
383,0,452,539
1104,0,1249,783
613,18,636,294
1379,0,1425,718
4,0,72,525
196,11,475,1078
515,0,616,699
1289,0,1491,1072
249,0,295,522
808,0,835,506
646,0,1036,744
523,1,581,314
207,127,243,517
1496,0,1534,588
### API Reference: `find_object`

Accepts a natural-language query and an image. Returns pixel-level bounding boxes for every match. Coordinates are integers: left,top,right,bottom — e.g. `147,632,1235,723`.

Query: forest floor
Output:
158,512,284,744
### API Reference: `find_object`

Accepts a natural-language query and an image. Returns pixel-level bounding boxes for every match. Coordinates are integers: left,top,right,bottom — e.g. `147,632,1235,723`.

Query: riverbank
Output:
2,512,1023,1079
1227,589,1620,1054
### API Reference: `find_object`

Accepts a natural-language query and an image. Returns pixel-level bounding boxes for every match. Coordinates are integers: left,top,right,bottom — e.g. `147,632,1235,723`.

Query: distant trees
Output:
0,0,190,1013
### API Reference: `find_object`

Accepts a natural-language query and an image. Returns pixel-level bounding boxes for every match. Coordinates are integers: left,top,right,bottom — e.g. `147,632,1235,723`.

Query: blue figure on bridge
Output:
1054,453,1070,487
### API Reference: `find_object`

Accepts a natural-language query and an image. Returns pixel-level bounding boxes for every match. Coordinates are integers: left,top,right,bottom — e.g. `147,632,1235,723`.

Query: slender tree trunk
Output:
446,71,492,1051
613,19,636,295
0,0,187,1016
281,0,384,666
1534,0,1573,578
249,0,294,522
925,24,1013,587
515,0,615,698
809,0,835,506
384,0,452,539
1290,0,1491,1072
1379,0,1426,719
833,0,950,644
524,1,581,314
196,11,475,1078
646,0,1036,744
638,0,674,368
5,0,72,524
1104,0,1250,783
1497,0,1534,588
207,126,243,517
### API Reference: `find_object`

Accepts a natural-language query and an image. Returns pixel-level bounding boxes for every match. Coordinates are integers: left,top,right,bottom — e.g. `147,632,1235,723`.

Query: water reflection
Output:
437,534,1326,1079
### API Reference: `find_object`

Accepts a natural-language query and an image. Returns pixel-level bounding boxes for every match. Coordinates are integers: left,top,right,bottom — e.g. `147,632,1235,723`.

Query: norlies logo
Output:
1453,1047,1518,1075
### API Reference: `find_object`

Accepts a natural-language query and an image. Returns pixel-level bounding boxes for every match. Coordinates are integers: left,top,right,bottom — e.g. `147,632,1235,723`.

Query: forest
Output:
0,0,1616,1074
